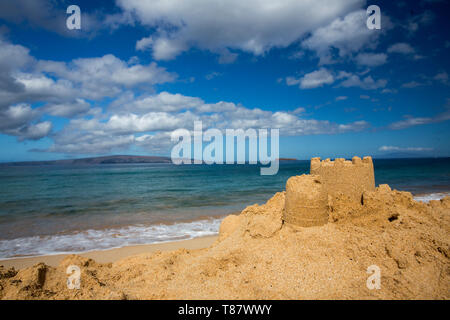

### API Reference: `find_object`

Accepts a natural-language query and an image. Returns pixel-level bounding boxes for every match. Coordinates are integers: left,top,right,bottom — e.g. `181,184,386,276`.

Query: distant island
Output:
0,155,172,166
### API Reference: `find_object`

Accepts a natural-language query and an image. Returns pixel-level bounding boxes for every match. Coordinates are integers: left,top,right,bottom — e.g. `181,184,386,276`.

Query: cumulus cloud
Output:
0,37,176,142
286,68,334,89
301,10,385,64
110,91,204,114
299,68,334,89
106,112,198,134
42,99,92,118
36,55,176,99
118,0,364,60
0,104,52,140
41,91,371,154
0,31,378,154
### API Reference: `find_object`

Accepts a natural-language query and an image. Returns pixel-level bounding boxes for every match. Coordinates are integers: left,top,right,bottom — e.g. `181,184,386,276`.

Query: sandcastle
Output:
283,156,375,227
310,156,375,202
283,174,328,227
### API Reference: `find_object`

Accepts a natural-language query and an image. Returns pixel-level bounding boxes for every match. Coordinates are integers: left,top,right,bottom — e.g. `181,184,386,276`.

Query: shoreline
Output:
0,192,448,262
0,235,218,270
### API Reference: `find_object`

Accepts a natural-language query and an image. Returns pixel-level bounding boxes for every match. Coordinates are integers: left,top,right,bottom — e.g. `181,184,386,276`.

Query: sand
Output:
0,184,449,300
0,236,218,269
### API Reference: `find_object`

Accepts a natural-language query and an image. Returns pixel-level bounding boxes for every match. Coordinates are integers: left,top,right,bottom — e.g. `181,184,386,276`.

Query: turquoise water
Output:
0,158,449,258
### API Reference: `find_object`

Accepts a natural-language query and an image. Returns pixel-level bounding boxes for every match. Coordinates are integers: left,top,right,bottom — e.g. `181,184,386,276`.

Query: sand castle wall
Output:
310,156,375,203
283,174,328,227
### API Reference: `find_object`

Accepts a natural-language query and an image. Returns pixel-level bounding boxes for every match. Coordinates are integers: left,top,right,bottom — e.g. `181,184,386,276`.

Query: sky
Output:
0,0,449,162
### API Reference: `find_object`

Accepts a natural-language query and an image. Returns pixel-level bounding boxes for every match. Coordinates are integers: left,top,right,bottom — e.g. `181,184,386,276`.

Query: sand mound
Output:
1,184,449,299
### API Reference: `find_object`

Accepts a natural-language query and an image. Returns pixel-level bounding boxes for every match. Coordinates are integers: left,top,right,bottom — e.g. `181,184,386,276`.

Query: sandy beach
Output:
0,236,218,270
0,158,449,300
0,180,449,299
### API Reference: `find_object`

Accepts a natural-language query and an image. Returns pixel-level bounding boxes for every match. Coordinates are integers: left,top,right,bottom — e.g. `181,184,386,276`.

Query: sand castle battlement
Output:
310,156,375,202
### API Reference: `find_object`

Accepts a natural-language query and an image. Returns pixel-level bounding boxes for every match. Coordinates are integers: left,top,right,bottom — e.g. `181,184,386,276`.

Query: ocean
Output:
0,158,449,258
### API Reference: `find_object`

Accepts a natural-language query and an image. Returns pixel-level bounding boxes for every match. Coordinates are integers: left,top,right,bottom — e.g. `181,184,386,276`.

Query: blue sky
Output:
0,0,449,162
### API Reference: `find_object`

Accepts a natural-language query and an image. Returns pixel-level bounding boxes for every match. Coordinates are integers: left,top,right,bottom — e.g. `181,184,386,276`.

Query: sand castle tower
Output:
283,174,328,227
310,156,375,202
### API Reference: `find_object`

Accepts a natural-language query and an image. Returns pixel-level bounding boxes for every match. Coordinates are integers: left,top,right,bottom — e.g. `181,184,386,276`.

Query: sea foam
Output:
0,218,222,259
413,192,450,203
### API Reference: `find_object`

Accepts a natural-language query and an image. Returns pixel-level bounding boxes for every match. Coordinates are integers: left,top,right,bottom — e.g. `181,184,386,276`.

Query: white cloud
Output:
110,91,204,114
46,130,136,154
299,68,334,89
43,99,91,118
379,146,433,152
0,37,177,142
36,55,176,99
41,91,371,154
355,53,387,67
16,121,52,141
285,68,335,90
335,96,347,101
285,77,301,86
118,0,364,60
338,73,387,90
0,103,52,140
292,107,306,114
302,10,383,64
287,69,387,91
387,43,415,54
388,109,450,130
106,111,198,134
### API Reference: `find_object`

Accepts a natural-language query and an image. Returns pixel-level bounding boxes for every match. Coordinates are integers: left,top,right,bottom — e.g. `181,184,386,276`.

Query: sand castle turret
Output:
310,156,375,202
283,174,328,227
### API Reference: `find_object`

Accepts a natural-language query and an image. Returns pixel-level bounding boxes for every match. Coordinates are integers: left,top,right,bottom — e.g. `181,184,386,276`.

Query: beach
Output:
0,158,449,299
0,181,449,299
0,236,218,269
